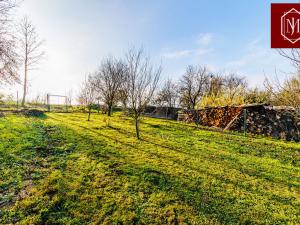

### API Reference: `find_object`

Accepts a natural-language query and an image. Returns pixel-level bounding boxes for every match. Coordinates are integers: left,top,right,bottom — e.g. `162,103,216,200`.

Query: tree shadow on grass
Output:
63,118,298,205
103,122,300,196
50,115,298,187
18,115,297,224
48,115,140,151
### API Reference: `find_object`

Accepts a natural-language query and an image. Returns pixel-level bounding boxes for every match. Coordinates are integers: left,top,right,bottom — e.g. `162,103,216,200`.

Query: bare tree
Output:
0,0,18,86
18,16,45,107
204,73,224,106
223,73,247,105
155,78,178,117
179,65,211,109
117,70,130,112
125,48,161,140
199,73,248,107
92,57,126,116
278,49,300,71
0,91,4,103
118,87,129,110
66,89,73,106
244,87,271,104
78,75,97,121
264,74,300,108
32,92,42,106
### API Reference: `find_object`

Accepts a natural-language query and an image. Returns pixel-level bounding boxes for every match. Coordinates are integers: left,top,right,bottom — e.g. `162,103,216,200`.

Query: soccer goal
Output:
46,94,69,112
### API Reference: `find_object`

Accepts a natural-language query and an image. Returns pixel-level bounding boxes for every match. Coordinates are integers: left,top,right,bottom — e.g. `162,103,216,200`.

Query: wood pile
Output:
178,106,243,128
229,105,300,141
178,104,300,141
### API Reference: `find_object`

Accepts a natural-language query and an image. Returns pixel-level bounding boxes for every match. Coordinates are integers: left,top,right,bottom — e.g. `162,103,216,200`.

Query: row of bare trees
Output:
157,66,300,110
78,57,251,139
261,49,300,109
264,74,300,108
78,47,257,139
79,53,300,138
78,48,161,139
0,0,45,107
156,66,247,110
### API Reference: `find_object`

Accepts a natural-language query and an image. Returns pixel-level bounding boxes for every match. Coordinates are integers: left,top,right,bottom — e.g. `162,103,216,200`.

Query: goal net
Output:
46,94,69,112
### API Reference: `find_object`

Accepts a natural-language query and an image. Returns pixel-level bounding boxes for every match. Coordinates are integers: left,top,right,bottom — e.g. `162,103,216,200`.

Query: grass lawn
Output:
0,112,299,224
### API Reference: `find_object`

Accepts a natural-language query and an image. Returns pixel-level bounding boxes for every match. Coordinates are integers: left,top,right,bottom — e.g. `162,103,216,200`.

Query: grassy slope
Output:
0,113,299,224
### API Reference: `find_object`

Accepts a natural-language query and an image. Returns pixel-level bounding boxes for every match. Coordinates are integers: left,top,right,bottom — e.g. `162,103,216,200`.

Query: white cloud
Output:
161,32,214,60
162,48,211,59
196,33,214,45
162,50,194,59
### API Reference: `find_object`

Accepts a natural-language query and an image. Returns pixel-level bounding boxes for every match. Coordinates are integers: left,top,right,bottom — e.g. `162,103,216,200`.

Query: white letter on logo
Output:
286,18,300,34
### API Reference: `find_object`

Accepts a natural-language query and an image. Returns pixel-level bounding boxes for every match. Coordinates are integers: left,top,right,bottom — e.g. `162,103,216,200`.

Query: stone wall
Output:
144,106,181,120
178,104,300,141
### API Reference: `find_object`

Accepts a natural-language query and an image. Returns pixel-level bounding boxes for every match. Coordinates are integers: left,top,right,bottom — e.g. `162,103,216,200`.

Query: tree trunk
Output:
88,107,91,121
21,60,27,107
192,102,196,110
97,101,100,114
166,106,169,119
135,116,140,140
108,104,112,116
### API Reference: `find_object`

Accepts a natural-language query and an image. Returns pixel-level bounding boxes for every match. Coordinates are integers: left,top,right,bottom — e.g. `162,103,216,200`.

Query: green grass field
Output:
0,113,299,224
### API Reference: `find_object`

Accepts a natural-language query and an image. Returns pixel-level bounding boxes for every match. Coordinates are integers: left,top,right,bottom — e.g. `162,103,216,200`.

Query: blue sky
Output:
4,0,298,100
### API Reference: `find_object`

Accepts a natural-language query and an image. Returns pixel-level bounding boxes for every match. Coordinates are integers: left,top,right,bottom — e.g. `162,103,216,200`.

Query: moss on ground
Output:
0,113,299,224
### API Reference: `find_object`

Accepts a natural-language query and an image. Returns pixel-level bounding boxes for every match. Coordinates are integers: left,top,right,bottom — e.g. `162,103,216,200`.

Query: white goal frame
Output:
46,94,68,112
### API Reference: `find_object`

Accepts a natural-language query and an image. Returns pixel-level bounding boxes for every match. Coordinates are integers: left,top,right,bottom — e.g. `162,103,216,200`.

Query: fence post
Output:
65,97,68,112
47,94,50,112
243,108,247,136
16,91,19,110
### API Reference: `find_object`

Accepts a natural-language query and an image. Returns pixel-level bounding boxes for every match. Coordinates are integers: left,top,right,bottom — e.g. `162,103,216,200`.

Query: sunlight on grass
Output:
0,113,299,224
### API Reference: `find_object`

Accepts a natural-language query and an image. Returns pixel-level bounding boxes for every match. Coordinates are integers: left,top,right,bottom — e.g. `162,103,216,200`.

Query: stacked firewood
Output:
178,106,243,128
229,105,300,141
178,104,300,141
197,106,243,128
